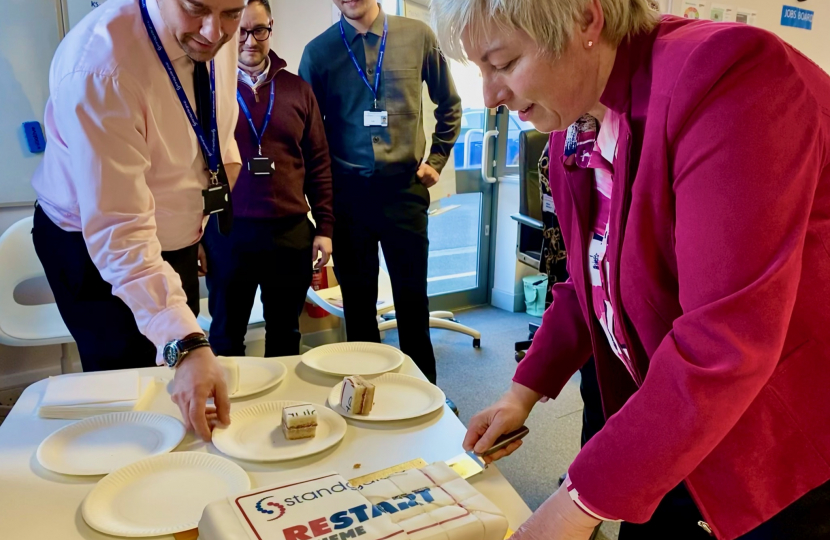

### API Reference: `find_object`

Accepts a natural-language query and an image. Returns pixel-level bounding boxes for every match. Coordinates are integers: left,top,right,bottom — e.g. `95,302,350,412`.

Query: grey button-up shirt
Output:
299,8,462,179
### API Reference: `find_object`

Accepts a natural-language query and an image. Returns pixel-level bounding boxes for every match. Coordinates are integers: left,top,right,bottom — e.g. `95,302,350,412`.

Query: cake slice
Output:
340,375,376,415
281,403,317,440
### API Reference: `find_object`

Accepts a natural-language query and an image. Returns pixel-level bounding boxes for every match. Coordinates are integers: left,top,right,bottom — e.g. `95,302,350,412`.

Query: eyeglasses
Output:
239,26,272,42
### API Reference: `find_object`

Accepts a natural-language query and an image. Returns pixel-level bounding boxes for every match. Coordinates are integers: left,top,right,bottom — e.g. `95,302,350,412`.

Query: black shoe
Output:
446,398,459,416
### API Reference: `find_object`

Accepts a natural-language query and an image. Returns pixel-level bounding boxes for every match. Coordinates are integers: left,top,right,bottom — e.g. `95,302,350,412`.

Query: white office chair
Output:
0,216,75,373
197,286,266,333
306,265,482,347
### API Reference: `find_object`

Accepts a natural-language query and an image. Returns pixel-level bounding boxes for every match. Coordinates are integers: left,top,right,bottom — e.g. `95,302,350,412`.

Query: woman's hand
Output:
463,382,541,463
510,486,601,540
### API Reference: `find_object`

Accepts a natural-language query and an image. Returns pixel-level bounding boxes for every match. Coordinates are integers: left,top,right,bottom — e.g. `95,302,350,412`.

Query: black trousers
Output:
202,215,314,358
618,480,830,539
333,171,436,383
32,205,200,372
579,357,830,539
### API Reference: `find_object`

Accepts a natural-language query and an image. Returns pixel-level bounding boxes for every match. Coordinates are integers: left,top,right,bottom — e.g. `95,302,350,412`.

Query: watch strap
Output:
179,335,211,355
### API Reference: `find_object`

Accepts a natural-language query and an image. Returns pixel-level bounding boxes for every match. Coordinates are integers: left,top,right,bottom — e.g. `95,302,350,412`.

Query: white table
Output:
0,356,532,539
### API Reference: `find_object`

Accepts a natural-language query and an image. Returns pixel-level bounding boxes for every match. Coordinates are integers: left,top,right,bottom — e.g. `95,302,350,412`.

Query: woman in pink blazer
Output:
432,0,830,538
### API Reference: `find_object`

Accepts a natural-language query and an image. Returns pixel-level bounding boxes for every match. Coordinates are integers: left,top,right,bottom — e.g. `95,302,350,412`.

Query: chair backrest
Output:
518,129,549,222
0,216,72,345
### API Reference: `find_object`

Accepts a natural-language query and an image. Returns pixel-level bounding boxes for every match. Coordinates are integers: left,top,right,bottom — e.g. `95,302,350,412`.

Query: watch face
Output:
163,342,180,367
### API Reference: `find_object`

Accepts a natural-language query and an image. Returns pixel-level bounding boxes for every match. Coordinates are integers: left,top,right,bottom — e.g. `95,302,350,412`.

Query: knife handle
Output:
478,426,530,457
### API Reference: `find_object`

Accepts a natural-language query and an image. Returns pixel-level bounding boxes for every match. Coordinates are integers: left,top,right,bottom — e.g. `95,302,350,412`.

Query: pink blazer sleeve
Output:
568,26,824,522
513,277,593,398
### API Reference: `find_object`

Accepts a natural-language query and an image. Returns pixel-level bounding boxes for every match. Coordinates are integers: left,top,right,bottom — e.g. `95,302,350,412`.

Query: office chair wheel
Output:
515,350,526,362
472,338,481,348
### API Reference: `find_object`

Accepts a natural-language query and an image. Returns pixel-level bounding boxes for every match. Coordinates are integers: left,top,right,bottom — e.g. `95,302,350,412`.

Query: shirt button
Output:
372,136,381,143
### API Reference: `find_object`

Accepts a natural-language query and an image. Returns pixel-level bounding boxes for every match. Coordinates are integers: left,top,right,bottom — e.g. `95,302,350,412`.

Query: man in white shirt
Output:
31,0,244,440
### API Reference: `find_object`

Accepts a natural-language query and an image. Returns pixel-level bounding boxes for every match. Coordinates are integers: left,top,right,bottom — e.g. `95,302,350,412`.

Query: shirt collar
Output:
238,55,271,87
146,0,188,61
341,5,386,45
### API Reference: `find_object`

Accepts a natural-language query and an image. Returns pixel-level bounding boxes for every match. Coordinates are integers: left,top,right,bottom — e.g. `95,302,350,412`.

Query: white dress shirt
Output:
238,56,271,90
31,0,241,359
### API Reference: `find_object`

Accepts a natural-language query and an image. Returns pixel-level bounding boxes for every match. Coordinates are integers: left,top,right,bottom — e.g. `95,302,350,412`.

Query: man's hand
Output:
510,486,601,540
417,163,440,188
197,243,208,277
463,382,541,463
312,236,332,269
170,347,230,441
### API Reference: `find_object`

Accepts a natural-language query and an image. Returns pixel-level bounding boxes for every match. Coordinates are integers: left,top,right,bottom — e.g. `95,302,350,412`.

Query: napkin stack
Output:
38,370,156,419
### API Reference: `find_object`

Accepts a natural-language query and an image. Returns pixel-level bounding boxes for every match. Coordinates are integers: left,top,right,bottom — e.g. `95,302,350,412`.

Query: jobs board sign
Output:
66,0,108,32
781,5,814,30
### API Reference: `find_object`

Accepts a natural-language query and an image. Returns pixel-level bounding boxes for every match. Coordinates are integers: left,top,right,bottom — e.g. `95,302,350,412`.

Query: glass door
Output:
419,47,497,310
386,1,524,311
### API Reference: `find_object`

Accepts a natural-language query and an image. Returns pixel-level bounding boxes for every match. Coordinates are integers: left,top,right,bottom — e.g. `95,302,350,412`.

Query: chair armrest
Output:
511,213,544,230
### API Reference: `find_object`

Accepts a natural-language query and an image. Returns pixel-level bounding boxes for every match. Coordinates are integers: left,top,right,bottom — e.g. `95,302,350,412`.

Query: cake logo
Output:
255,496,287,521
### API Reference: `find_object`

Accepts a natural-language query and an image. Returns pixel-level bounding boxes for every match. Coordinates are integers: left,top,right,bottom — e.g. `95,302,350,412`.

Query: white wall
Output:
269,0,336,73
491,176,540,313
670,0,829,71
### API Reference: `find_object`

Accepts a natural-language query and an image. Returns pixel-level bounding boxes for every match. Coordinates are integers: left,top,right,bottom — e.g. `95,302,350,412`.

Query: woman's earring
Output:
587,40,594,48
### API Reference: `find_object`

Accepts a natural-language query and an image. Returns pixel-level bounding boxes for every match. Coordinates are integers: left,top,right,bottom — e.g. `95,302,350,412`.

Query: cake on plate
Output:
199,461,508,540
281,404,318,440
340,375,375,415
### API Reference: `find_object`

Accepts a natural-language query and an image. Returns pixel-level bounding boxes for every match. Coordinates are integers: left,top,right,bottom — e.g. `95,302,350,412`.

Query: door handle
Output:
481,130,499,184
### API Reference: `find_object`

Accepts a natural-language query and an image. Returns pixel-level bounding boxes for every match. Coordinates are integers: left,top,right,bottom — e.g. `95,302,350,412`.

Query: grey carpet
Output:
382,305,620,540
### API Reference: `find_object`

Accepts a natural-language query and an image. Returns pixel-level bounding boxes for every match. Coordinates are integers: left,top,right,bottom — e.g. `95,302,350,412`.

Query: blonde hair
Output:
432,0,658,61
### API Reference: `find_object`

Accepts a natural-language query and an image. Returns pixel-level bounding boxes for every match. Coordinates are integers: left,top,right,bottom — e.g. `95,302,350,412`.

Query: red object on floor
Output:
306,268,329,318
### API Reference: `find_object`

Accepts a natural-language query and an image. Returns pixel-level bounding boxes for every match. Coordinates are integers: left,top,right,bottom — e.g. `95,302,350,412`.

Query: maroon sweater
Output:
233,51,334,237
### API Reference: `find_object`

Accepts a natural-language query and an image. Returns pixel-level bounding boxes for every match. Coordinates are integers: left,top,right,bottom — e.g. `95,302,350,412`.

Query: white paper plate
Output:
212,401,347,462
301,342,404,376
36,411,185,476
82,452,249,537
168,358,287,400
231,357,288,399
328,373,446,421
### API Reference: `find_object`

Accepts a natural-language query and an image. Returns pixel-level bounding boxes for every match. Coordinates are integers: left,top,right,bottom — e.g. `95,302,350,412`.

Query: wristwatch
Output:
163,334,211,369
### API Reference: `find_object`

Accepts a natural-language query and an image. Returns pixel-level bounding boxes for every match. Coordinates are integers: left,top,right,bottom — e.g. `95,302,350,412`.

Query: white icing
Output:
400,514,449,540
282,404,317,429
472,511,509,540
341,379,359,414
199,464,507,540
359,479,405,504
441,479,480,504
420,462,461,486
459,495,503,516
431,506,484,540
389,469,435,494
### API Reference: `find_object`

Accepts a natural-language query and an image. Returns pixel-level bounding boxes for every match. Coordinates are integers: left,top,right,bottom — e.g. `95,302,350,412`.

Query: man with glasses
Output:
30,0,245,441
299,0,461,384
201,0,333,358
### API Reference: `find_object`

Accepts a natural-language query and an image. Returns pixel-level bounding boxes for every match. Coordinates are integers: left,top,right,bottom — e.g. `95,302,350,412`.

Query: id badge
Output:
248,156,274,176
202,184,230,215
542,194,556,214
364,110,388,127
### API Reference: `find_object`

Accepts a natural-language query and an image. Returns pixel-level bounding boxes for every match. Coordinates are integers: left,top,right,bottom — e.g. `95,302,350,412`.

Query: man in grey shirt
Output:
299,0,461,384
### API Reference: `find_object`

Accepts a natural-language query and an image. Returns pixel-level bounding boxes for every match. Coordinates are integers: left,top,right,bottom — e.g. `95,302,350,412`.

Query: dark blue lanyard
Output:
339,15,388,109
237,80,275,156
139,0,220,182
